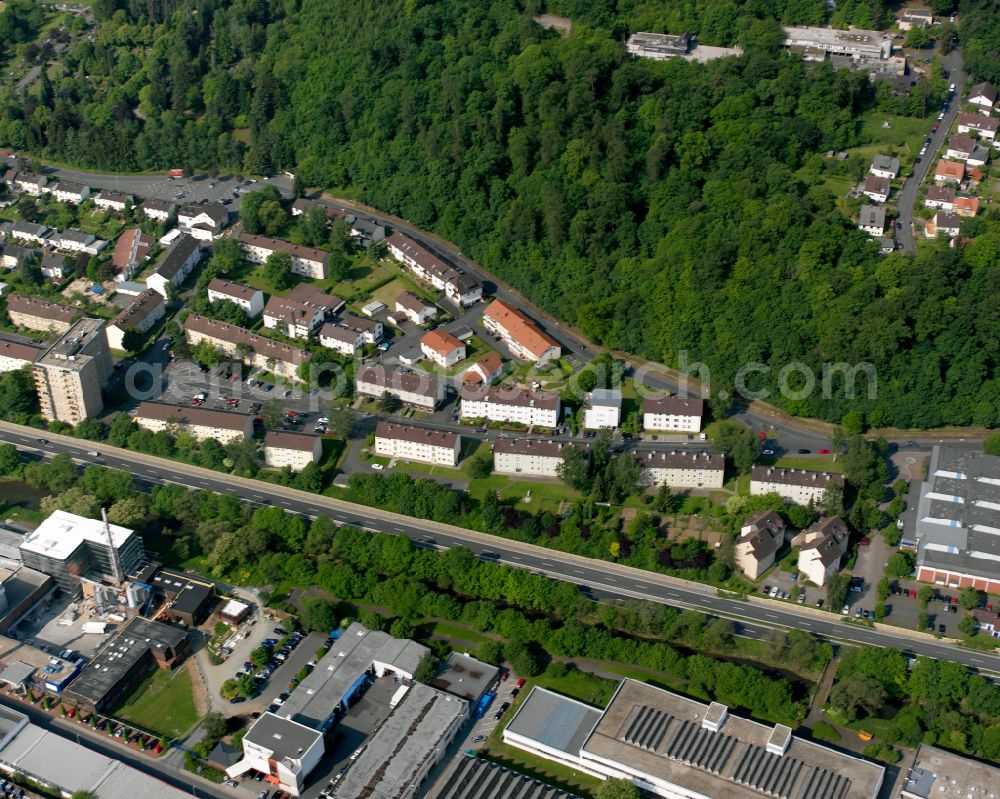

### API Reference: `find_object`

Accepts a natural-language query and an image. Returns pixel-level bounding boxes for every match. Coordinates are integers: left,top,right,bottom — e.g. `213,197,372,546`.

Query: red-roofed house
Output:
482,300,559,364
420,329,466,368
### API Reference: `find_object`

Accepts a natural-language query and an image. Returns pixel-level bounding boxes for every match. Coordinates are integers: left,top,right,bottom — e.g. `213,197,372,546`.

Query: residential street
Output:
895,47,965,253
3,421,998,676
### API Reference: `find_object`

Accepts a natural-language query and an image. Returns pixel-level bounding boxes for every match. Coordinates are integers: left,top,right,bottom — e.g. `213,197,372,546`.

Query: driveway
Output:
895,47,965,252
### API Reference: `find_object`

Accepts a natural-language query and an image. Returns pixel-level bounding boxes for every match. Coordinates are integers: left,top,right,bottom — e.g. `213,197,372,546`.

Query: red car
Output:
818,449,831,454
515,678,526,689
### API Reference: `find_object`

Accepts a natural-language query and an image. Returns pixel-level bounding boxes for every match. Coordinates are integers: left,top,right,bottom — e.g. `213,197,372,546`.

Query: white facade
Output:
49,183,90,205
355,366,442,410
207,279,264,318
227,714,324,797
583,390,622,430
264,434,322,472
635,451,725,489
239,234,328,280
750,466,842,505
460,389,559,428
319,323,365,356
134,410,251,444
374,423,460,466
421,331,465,368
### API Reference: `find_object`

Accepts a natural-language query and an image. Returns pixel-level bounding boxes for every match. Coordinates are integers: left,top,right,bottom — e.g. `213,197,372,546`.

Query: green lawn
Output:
385,439,490,479
112,664,200,739
468,474,579,513
772,455,843,473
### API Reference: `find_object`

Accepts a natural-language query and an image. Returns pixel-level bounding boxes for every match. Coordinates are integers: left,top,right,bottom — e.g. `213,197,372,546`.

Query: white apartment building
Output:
145,234,203,298
319,323,364,356
133,401,253,444
481,299,559,364
93,190,132,212
869,155,900,179
374,421,460,466
227,713,324,797
642,396,704,432
183,313,313,381
493,438,587,478
386,232,482,307
420,328,465,368
0,339,42,374
634,450,725,489
105,289,165,350
750,465,844,505
238,233,329,280
394,291,437,325
140,199,176,221
794,516,850,586
207,278,265,318
264,431,322,472
356,365,443,410
583,389,622,430
460,385,560,428
48,181,90,205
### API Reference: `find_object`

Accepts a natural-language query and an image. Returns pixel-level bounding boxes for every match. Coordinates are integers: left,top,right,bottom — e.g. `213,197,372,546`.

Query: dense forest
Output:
2,0,1000,428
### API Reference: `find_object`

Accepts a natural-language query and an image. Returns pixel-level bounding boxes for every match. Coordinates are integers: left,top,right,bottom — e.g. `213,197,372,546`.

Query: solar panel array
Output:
798,765,851,799
622,705,671,751
665,720,737,774
432,755,579,799
613,707,856,799
732,745,804,799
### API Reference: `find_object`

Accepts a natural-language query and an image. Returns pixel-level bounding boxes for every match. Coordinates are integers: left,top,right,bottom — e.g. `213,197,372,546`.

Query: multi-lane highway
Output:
3,421,997,674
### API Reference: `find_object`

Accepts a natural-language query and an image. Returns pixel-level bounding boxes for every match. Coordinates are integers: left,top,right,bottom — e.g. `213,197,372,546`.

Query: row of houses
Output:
130,401,322,469
735,510,850,586
387,231,482,307
0,220,108,258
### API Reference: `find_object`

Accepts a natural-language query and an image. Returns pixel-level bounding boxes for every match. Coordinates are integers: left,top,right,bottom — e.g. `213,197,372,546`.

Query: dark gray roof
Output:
64,618,187,706
430,756,580,799
915,447,1000,582
244,712,322,755
152,234,201,280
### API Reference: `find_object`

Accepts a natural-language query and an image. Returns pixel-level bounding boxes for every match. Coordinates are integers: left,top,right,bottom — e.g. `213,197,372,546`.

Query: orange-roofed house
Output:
463,351,504,385
954,196,980,217
482,300,560,364
934,159,965,184
420,328,466,368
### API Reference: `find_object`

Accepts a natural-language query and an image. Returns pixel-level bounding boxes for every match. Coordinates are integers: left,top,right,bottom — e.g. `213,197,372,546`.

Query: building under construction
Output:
18,510,147,597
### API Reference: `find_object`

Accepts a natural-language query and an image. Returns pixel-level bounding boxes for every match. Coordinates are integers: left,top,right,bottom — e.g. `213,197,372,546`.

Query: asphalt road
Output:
3,423,998,675
896,47,965,253
19,156,990,456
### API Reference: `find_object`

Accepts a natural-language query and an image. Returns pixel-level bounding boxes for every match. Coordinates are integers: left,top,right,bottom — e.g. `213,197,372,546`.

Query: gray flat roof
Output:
505,687,603,756
915,447,1000,581
331,682,467,799
431,652,497,701
430,754,580,799
244,712,322,756
580,680,884,799
903,745,1000,799
279,622,428,729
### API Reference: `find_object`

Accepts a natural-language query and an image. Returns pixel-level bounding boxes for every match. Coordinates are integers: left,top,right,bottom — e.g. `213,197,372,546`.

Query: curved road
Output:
896,48,965,253
3,421,997,675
